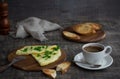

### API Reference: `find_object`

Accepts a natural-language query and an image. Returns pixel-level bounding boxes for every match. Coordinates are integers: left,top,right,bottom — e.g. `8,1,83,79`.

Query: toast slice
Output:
63,31,80,40
85,23,101,30
42,69,57,79
73,24,94,35
56,61,71,74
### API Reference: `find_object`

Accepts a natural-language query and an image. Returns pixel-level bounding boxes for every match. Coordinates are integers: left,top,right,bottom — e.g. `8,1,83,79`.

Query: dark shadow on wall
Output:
7,0,120,20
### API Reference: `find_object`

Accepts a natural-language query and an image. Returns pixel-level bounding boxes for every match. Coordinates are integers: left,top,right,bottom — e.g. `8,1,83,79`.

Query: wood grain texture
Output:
8,48,66,71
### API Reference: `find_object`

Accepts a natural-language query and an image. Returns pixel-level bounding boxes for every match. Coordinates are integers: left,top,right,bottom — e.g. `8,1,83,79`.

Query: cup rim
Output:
82,43,104,54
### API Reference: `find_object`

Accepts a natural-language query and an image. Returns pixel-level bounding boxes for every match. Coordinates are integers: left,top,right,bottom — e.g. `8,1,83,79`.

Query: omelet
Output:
32,45,61,66
16,45,47,55
16,46,32,55
16,45,61,66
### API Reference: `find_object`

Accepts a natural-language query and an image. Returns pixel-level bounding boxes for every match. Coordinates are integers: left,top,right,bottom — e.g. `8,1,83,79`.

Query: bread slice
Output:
56,61,71,74
85,23,101,30
42,69,57,79
73,24,94,35
63,31,80,40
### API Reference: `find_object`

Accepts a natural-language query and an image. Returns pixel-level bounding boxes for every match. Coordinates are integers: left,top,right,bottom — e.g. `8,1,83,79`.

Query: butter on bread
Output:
56,61,71,74
42,69,57,79
63,31,80,40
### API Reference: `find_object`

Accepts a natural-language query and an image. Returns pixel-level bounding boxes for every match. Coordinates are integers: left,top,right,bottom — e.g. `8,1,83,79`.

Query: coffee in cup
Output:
84,46,103,52
82,43,112,65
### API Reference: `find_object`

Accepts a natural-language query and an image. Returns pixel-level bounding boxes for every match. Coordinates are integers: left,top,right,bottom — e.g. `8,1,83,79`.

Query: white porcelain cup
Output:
82,43,112,65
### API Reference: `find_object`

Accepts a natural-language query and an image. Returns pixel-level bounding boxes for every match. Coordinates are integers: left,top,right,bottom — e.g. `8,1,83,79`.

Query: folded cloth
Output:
14,17,62,41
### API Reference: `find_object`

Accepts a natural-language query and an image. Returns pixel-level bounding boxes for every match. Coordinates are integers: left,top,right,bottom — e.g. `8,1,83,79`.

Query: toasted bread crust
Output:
56,61,71,74
72,23,102,35
73,24,94,35
63,31,80,40
85,23,101,30
42,69,56,79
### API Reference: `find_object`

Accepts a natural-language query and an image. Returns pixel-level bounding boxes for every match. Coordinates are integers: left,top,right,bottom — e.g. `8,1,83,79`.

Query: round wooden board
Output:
8,48,66,71
62,26,106,42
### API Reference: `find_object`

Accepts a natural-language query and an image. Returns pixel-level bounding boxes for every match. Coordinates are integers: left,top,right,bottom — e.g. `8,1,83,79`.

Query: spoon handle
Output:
73,60,101,68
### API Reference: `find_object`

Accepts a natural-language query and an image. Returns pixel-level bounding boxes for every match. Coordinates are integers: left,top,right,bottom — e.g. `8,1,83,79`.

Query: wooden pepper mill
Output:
0,0,10,35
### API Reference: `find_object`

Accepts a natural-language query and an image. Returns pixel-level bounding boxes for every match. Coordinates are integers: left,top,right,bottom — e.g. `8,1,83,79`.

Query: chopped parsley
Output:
42,50,53,60
30,46,33,49
37,54,41,57
45,46,48,49
53,46,59,51
21,48,28,52
41,46,45,48
31,45,60,60
53,53,56,55
34,46,41,51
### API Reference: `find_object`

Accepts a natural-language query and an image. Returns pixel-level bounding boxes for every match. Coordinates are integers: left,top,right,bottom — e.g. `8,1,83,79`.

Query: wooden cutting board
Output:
62,26,106,42
8,48,66,71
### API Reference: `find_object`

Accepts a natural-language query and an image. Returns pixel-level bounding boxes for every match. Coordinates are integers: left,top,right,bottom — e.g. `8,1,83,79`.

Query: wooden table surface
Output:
0,0,120,79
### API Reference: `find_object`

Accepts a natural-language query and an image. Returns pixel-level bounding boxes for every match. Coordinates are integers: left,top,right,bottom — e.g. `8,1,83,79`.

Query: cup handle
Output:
104,46,112,57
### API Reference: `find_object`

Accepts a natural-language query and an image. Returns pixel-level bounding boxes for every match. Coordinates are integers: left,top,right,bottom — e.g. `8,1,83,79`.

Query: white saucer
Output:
74,52,113,70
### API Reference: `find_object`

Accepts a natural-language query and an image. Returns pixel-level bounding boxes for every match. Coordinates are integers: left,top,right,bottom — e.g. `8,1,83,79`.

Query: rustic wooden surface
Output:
0,0,120,79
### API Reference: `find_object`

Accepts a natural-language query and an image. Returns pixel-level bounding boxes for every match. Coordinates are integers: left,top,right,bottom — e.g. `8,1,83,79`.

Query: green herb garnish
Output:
21,48,28,52
53,46,59,51
37,54,41,57
42,50,53,60
30,46,33,49
41,46,45,48
53,53,56,55
45,46,48,49
34,46,41,51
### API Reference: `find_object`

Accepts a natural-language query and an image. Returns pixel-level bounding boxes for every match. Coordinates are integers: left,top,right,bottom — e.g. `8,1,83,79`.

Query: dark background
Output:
7,0,120,21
